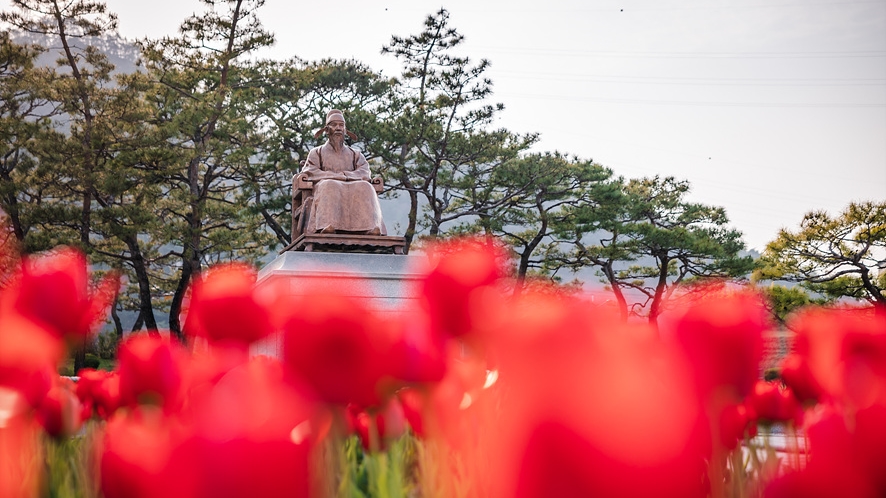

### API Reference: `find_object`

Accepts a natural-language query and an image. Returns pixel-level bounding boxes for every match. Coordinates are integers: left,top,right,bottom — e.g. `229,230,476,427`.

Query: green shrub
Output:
96,332,119,360
57,361,75,377
84,354,101,369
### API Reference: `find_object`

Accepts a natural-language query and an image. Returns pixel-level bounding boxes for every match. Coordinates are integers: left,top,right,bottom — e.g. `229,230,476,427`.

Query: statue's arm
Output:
343,151,372,182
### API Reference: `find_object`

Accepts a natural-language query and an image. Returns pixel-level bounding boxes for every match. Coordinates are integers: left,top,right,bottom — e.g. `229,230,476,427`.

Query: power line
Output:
496,92,886,108
445,1,886,13
494,71,886,87
475,47,886,60
398,1,886,15
528,130,885,208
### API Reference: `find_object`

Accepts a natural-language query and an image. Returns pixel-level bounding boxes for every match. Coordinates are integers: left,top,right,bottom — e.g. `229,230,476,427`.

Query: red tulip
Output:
75,368,109,420
117,335,185,411
718,403,752,450
766,403,883,498
347,403,385,451
385,310,447,384
671,291,769,402
787,307,886,409
281,287,392,407
418,237,507,338
184,263,273,347
35,377,83,439
397,387,425,437
840,318,886,411
748,380,801,424
188,357,316,498
484,293,706,498
764,466,879,498
100,406,198,498
514,419,706,498
8,248,118,342
0,313,60,410
403,348,494,448
854,403,886,493
347,399,406,452
780,353,824,405
93,371,121,419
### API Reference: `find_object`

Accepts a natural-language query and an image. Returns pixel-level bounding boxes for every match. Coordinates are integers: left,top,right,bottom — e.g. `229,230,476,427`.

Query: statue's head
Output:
314,109,357,141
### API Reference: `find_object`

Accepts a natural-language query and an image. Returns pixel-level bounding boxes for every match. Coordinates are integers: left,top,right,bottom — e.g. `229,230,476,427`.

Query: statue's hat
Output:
313,109,358,140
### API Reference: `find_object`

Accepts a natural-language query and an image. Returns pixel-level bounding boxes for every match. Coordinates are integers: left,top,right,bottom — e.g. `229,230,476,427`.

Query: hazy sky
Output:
16,0,886,251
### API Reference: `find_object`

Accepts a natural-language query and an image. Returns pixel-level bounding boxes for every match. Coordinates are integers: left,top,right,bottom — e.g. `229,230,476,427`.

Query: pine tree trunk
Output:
125,234,159,332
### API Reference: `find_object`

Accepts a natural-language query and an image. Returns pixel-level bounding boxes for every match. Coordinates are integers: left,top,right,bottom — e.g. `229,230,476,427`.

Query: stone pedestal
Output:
251,251,425,357
282,233,406,254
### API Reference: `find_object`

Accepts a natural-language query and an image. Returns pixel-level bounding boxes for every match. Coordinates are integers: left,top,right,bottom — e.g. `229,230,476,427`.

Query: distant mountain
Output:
9,30,141,74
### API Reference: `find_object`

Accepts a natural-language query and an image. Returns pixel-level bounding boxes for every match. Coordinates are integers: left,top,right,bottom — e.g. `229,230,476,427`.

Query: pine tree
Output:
138,0,276,338
375,9,536,251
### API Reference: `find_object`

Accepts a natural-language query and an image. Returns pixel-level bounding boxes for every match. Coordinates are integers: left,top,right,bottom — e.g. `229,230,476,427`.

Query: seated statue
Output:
300,109,386,235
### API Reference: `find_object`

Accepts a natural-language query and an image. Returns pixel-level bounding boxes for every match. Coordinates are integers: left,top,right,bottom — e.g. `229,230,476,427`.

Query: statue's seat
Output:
284,173,405,254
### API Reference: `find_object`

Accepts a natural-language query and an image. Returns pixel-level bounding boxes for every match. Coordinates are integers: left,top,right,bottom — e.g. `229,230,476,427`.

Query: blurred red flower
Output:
718,402,753,450
396,387,425,437
35,377,83,439
11,241,886,497
347,399,406,452
840,315,886,411
75,367,108,421
0,407,41,498
785,316,886,495
100,406,198,498
281,287,392,407
748,380,801,424
766,403,884,498
483,292,706,498
787,307,886,410
780,352,824,405
117,335,186,411
853,403,886,494
184,263,273,347
764,466,879,498
93,371,121,420
188,357,317,498
0,314,59,410
418,237,507,339
385,310,447,384
5,248,118,343
671,291,769,402
514,418,706,498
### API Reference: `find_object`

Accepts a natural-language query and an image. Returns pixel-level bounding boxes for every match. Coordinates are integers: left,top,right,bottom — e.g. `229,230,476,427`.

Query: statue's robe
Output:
300,142,385,235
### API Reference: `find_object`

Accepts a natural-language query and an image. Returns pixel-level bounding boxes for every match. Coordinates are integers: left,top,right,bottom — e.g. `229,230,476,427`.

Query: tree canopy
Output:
553,176,754,324
757,201,886,307
372,8,537,251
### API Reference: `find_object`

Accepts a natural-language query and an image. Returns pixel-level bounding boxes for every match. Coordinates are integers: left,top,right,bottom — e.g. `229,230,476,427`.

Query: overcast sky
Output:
17,0,886,251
